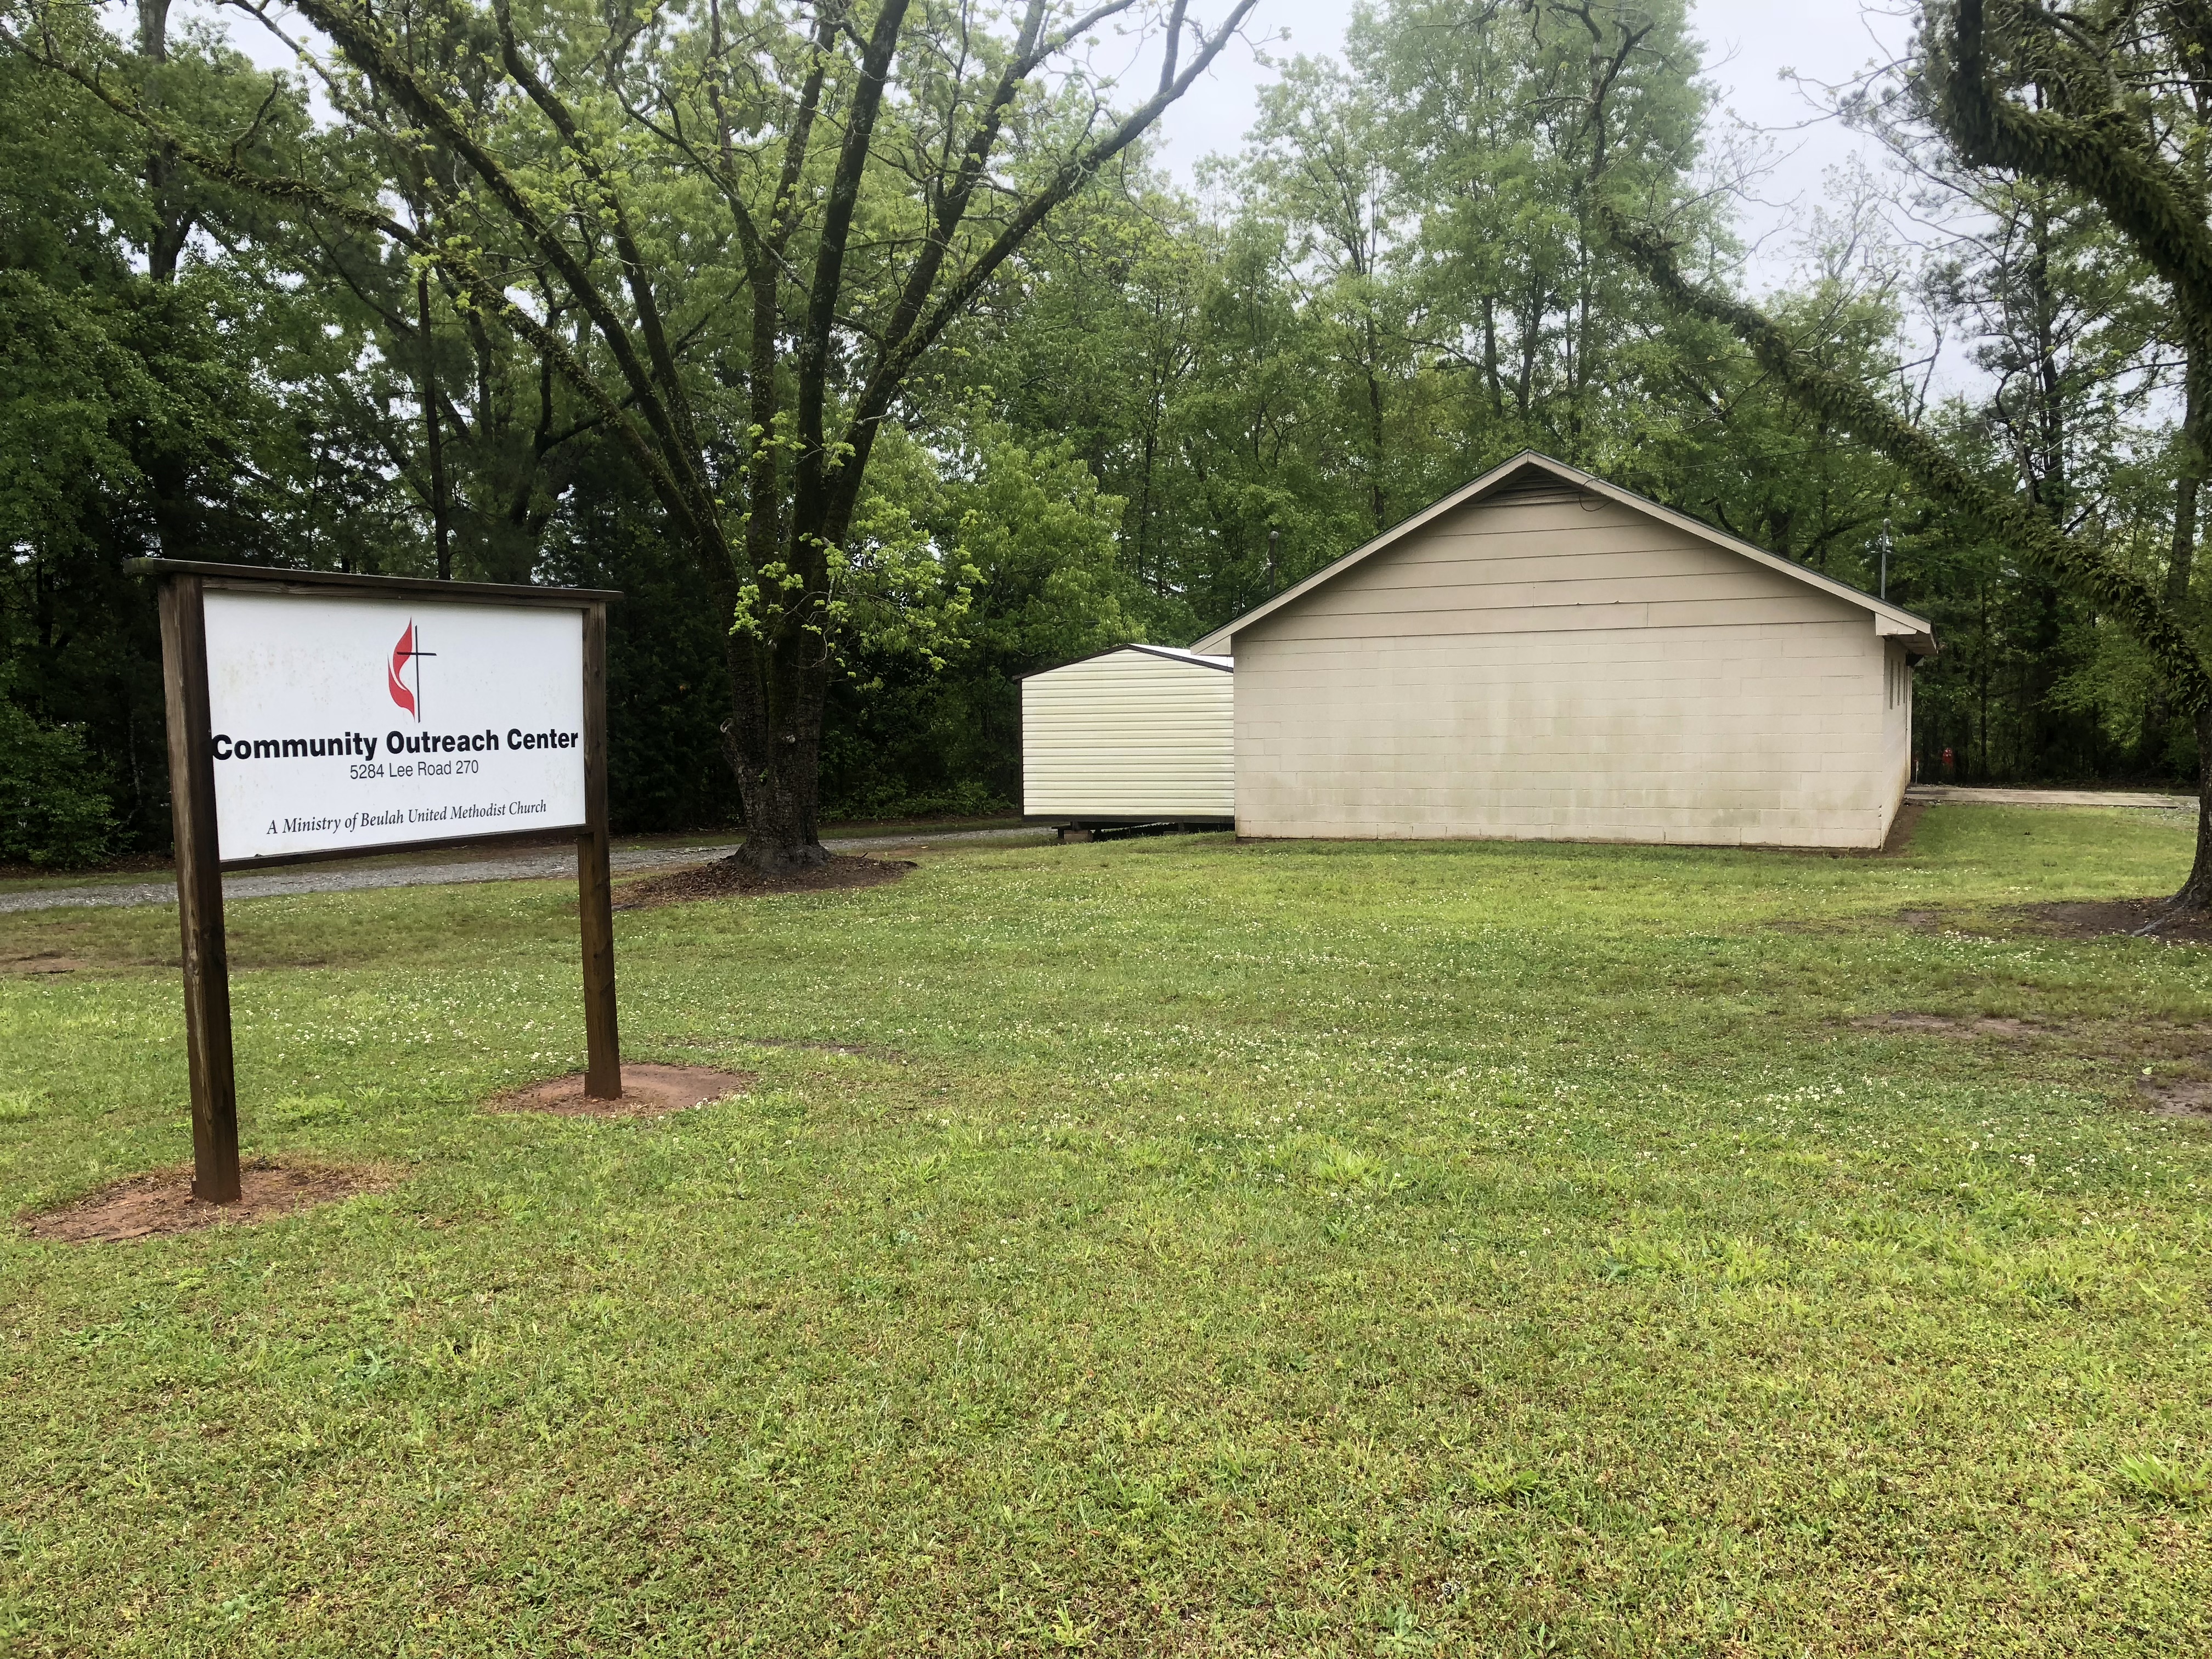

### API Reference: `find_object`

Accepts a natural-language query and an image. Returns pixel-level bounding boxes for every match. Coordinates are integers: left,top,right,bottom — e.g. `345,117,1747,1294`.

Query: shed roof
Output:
1020,643,1233,681
1190,451,1937,656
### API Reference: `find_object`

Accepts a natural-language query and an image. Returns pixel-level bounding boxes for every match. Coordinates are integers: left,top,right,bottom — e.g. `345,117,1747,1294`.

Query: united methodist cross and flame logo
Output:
387,620,434,720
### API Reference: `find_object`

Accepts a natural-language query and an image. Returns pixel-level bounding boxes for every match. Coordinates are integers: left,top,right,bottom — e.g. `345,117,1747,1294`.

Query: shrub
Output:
0,701,115,866
823,780,1012,822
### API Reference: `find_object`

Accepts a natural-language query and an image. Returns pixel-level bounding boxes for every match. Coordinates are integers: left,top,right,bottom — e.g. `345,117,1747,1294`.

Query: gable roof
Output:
1019,642,1233,681
1189,451,1937,656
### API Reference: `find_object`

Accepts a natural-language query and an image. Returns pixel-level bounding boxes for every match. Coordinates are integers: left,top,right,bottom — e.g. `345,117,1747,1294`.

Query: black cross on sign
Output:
399,628,436,720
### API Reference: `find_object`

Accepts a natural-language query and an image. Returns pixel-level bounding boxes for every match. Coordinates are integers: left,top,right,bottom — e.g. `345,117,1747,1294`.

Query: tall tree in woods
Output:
1358,0,1709,470
958,174,1217,617
1606,0,2212,919
266,8,619,588
1928,178,2168,774
988,0,1725,635
5,0,1257,870
1923,0,2212,908
0,5,358,857
1836,12,2176,780
1237,58,1402,534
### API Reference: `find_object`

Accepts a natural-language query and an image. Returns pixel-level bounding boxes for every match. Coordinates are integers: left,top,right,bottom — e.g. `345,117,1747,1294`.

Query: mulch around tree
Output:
487,1062,757,1119
21,1161,391,1244
2010,898,2212,945
615,853,915,909
1888,898,2212,945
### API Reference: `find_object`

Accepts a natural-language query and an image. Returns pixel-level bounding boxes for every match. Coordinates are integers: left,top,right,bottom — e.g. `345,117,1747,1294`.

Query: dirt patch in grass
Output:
487,1062,756,1119
735,1036,897,1058
1847,1010,2212,1119
1,951,86,975
1852,1011,2047,1039
22,1160,391,1243
2140,1076,2212,1119
1879,800,1927,856
616,853,914,909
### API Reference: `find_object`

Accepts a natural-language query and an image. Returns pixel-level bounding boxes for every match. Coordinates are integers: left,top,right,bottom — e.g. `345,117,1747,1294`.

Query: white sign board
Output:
202,590,587,861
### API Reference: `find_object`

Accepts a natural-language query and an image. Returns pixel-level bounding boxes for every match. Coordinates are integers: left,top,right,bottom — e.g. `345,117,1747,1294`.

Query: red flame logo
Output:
388,620,420,719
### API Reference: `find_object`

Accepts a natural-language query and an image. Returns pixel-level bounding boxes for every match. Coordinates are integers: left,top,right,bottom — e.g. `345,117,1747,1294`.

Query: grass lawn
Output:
2,804,2209,1656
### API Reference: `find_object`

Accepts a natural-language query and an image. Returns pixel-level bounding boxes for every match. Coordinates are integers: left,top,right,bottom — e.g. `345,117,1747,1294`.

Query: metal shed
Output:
1020,644,1234,830
1192,451,1937,851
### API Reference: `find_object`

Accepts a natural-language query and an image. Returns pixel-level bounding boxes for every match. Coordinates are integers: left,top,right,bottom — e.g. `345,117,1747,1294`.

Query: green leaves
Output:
0,695,115,867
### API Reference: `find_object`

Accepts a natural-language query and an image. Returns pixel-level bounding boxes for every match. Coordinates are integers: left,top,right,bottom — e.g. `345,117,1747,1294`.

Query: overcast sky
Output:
1146,0,1925,297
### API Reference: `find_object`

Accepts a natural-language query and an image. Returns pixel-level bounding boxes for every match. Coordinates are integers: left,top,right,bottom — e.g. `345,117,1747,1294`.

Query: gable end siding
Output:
1234,490,1899,849
1023,650,1234,817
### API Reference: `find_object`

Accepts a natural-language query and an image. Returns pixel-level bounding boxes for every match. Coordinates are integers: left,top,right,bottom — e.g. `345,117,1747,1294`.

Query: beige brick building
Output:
1190,451,1936,851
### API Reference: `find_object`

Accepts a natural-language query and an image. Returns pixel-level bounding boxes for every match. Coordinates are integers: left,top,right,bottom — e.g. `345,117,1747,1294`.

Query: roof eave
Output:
1016,641,1233,681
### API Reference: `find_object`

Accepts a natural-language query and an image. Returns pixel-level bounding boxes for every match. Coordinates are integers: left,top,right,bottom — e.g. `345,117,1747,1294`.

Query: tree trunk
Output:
2172,349,2205,603
1136,427,1157,591
419,272,451,580
2158,703,2212,921
2171,472,2200,605
1365,329,1387,533
1516,295,1537,422
1482,295,1502,414
138,0,190,283
135,0,199,558
722,629,830,874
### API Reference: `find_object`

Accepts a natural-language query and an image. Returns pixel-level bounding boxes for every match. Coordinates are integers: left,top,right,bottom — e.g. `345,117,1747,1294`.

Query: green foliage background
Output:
4,0,2208,860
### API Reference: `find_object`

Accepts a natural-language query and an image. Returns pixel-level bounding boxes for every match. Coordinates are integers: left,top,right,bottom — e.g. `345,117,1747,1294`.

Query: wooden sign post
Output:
577,600,620,1102
137,561,623,1204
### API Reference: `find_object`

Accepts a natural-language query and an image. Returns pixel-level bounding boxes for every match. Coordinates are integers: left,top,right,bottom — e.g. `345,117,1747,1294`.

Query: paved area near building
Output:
0,826,1051,916
1906,785,2196,811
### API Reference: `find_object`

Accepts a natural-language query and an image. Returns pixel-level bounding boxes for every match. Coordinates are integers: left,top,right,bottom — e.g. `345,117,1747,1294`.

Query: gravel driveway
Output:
0,826,1051,915
1905,784,2195,810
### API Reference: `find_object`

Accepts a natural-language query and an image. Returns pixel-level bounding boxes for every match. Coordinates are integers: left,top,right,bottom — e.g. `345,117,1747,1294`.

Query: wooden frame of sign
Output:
133,560,624,1203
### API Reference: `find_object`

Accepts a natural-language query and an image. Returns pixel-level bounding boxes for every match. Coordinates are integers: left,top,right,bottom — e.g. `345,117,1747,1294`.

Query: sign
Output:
202,591,587,860
135,561,625,1203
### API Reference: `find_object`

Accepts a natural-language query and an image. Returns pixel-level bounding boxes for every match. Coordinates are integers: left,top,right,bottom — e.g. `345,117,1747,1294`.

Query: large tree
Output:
1603,0,2212,920
5,0,1257,870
